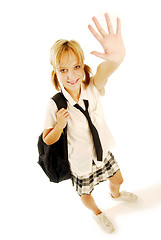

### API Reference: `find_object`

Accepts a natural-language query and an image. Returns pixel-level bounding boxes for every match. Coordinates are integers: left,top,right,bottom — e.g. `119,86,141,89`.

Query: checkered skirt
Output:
71,152,120,196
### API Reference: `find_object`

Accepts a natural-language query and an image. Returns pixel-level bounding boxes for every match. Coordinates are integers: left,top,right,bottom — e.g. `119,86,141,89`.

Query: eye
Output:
60,69,67,73
74,65,81,70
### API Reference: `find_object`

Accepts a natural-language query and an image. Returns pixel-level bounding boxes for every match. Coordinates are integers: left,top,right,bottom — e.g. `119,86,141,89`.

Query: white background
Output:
1,0,161,239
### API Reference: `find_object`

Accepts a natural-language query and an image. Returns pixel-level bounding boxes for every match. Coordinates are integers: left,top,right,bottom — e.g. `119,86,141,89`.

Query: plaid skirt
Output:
71,152,120,196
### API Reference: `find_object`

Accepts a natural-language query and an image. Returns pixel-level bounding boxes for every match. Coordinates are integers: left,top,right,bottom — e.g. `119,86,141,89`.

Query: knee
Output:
110,171,124,185
81,194,91,202
111,177,123,185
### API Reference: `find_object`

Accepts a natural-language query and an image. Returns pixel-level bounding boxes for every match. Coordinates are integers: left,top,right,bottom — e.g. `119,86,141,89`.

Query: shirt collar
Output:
61,82,88,106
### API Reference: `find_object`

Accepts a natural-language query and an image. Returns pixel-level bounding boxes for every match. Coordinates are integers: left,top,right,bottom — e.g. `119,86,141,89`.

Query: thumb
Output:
90,51,107,60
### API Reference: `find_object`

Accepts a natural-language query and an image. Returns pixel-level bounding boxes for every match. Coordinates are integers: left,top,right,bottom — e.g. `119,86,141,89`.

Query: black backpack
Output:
37,92,72,183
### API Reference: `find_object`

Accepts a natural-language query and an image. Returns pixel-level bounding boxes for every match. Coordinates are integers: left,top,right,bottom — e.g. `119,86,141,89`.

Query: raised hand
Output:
88,13,125,63
56,108,70,129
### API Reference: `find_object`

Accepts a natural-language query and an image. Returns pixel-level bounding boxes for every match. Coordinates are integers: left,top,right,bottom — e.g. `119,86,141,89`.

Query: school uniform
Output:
44,78,120,196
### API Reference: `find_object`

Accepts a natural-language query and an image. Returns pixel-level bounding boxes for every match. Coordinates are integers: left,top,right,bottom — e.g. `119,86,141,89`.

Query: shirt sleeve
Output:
43,99,58,129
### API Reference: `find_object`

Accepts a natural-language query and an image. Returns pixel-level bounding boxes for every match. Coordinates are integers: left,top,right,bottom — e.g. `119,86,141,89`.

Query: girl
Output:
43,13,137,233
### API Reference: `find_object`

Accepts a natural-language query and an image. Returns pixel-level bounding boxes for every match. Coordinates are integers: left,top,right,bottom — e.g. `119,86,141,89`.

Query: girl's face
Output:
55,51,84,94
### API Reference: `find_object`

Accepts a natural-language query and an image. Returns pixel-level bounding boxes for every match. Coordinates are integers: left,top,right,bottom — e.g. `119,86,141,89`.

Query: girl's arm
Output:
43,108,70,145
43,123,64,145
88,13,126,92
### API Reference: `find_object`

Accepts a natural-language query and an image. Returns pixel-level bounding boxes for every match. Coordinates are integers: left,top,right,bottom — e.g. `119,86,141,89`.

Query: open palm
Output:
88,13,126,63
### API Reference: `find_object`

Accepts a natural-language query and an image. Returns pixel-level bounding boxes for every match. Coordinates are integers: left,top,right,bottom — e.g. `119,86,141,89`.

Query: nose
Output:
67,70,76,80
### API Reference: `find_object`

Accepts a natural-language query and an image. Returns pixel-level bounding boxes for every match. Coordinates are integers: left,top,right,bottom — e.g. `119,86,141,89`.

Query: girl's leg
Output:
108,170,123,198
81,193,115,233
81,194,102,215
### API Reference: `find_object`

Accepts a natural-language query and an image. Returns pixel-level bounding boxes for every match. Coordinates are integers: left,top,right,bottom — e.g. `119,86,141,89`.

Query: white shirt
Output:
44,79,116,176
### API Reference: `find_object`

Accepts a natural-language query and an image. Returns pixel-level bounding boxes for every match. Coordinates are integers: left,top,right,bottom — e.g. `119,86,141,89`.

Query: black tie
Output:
74,100,103,161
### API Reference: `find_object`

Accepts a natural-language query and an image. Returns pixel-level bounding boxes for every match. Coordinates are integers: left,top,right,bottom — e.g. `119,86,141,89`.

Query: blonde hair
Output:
50,39,92,91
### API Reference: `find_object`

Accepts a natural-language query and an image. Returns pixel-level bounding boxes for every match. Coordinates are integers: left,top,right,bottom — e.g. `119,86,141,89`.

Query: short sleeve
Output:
93,84,105,96
43,99,58,129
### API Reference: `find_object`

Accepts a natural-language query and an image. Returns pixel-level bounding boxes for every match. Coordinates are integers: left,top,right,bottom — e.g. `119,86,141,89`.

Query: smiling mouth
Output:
67,78,79,85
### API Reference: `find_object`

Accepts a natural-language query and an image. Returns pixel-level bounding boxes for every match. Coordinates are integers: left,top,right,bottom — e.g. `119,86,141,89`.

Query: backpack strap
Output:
51,92,68,135
37,91,71,183
51,92,68,110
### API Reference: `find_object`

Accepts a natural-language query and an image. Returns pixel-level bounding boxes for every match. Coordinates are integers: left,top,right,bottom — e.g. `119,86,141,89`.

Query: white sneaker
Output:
110,191,138,203
93,212,114,233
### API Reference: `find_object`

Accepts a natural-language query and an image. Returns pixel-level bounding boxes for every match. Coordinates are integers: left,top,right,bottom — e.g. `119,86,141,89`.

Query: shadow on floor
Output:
104,183,161,219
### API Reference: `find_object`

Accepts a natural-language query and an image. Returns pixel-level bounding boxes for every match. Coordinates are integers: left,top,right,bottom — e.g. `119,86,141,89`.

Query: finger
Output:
105,13,114,34
92,16,107,37
90,51,107,60
88,24,102,42
57,109,68,116
63,113,69,118
62,110,69,116
58,108,65,113
116,17,121,35
64,113,70,118
58,108,68,113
